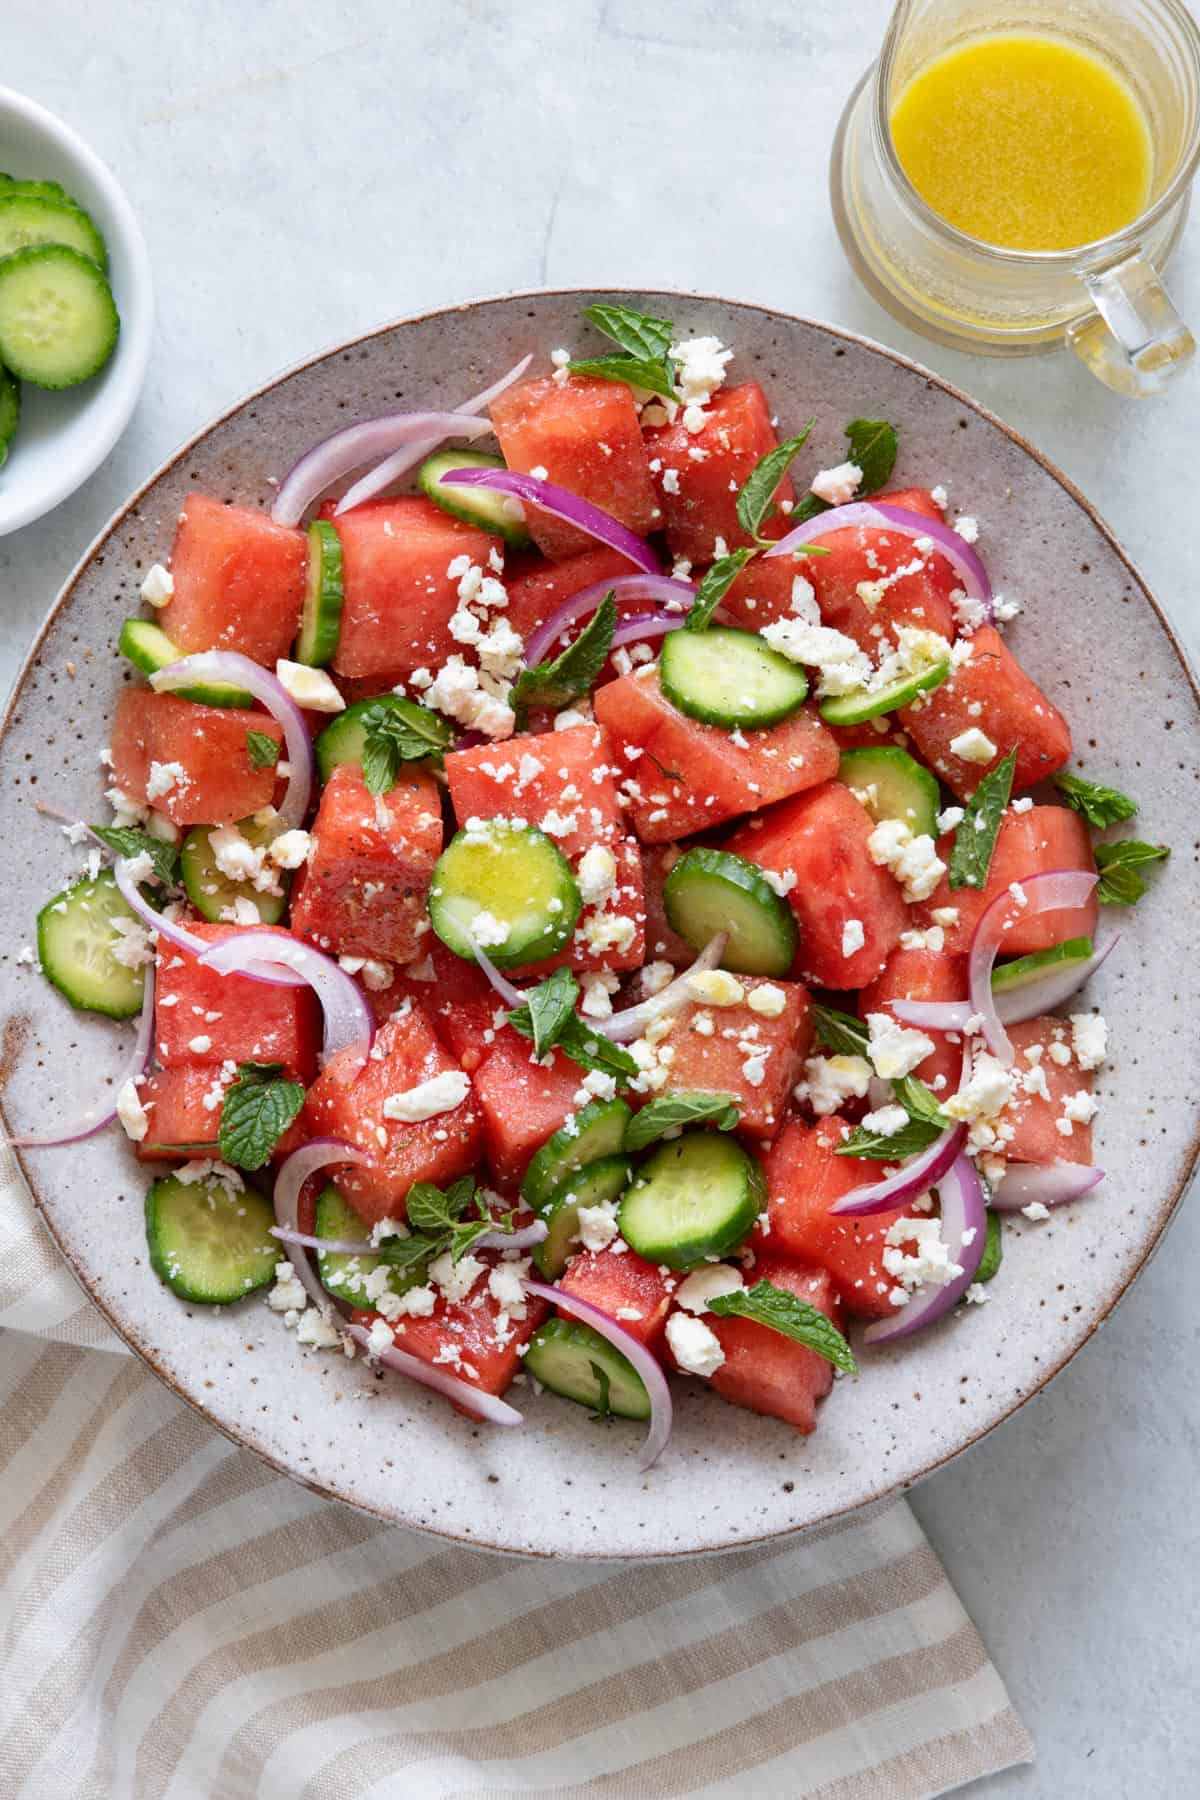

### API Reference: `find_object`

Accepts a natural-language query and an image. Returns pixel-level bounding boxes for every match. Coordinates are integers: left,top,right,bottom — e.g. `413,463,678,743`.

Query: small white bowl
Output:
0,87,153,536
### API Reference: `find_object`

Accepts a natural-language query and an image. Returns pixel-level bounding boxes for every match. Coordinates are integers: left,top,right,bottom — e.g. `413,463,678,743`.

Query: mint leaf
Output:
582,301,674,362
624,1092,740,1151
510,592,616,725
406,1177,477,1235
892,1075,949,1129
708,1279,857,1375
812,1004,869,1057
218,1062,305,1171
360,697,454,796
246,729,280,770
844,417,899,494
684,547,756,633
555,1017,640,1087
507,968,580,1061
735,425,814,543
1094,839,1170,905
91,825,181,889
1054,772,1138,830
836,1116,944,1160
568,354,676,400
948,748,1017,891
976,1211,1003,1284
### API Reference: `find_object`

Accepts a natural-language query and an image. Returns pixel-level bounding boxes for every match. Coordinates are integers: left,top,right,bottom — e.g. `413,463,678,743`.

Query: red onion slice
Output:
523,1278,673,1469
335,355,533,514
599,934,727,1043
342,1321,525,1426
609,612,685,652
968,870,1099,1065
149,653,314,827
863,1153,988,1346
828,1122,967,1218
113,857,308,992
272,411,492,528
523,573,695,668
766,499,991,615
893,932,1119,1035
470,942,530,1011
200,932,374,1065
439,467,660,574
474,1219,549,1253
989,1163,1105,1212
7,964,156,1148
273,1216,549,1256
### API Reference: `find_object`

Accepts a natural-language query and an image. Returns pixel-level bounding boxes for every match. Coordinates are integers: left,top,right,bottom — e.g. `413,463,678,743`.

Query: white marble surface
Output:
1,1,1197,1790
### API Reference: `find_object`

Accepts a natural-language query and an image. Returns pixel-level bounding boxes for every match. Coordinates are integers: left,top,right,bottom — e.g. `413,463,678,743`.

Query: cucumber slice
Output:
314,694,440,783
521,1098,633,1210
180,812,291,926
524,1317,650,1420
313,1185,430,1305
0,364,19,470
295,519,345,666
429,820,581,969
619,1130,764,1270
418,449,530,547
838,745,941,838
663,846,798,977
0,244,118,390
991,936,1094,994
145,1172,278,1304
819,660,949,726
118,619,255,708
37,869,145,1018
533,1155,632,1278
659,626,809,729
0,194,107,269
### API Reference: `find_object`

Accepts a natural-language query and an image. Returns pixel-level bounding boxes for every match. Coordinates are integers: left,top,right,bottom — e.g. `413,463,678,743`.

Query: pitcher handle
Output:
1066,251,1195,397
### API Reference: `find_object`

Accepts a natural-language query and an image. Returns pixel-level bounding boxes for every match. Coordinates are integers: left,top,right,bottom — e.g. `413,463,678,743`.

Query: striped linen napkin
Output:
0,1142,1032,1798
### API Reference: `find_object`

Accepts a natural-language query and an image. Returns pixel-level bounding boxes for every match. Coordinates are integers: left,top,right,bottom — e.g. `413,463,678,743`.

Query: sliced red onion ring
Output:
114,858,306,987
967,870,1100,1065
200,932,374,1064
523,573,695,668
474,1219,549,1253
7,964,156,1148
149,653,314,828
470,942,530,1011
863,1153,988,1346
600,934,727,1043
989,1163,1105,1212
272,412,492,528
766,499,991,616
343,1320,524,1426
439,467,660,574
828,1122,967,1218
335,355,533,515
609,612,684,652
893,932,1119,1035
523,1278,673,1469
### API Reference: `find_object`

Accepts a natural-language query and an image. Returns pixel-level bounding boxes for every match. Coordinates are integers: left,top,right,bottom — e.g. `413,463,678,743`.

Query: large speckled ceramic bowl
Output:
2,291,1198,1559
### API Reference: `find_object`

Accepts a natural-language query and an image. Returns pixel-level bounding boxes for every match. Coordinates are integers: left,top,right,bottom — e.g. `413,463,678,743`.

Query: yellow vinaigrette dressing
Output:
891,33,1153,251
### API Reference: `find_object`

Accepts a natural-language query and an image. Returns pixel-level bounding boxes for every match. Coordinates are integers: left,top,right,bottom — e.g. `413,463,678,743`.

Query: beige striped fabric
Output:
0,1144,1032,1798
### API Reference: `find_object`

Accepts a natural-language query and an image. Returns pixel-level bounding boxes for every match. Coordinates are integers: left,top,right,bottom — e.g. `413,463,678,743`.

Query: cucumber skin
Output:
533,1155,631,1278
524,1317,650,1420
0,244,119,389
296,520,345,667
521,1100,633,1211
991,936,1093,993
659,627,809,730
819,660,948,726
419,449,531,547
314,695,440,782
838,746,941,839
180,818,290,926
428,823,582,970
0,194,108,270
118,619,255,709
145,1176,278,1305
663,846,798,977
36,870,145,1020
619,1133,765,1270
0,365,20,468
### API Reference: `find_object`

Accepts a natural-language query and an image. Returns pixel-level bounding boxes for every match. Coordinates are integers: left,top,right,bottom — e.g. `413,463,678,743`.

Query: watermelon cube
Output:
135,1065,222,1162
696,1255,840,1431
387,939,504,1074
650,975,814,1141
289,764,442,964
489,374,659,559
915,805,1097,956
155,922,322,1079
503,547,638,650
352,1261,550,1400
727,781,906,988
901,626,1071,798
997,1016,1096,1165
110,689,283,827
446,723,623,859
640,844,693,964
158,494,306,666
513,836,646,978
858,944,967,1097
559,1248,674,1353
643,383,793,562
804,520,958,652
592,669,839,843
471,1025,585,1185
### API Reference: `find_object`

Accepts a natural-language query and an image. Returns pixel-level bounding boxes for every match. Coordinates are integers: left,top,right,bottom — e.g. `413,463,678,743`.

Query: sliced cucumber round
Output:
0,364,20,469
0,244,118,389
838,745,941,839
180,812,291,927
313,1185,430,1305
533,1155,631,1278
0,194,107,269
314,694,440,783
819,660,949,726
118,619,255,708
663,846,798,976
145,1172,278,1304
660,626,809,730
619,1130,764,1270
418,448,530,547
525,1316,650,1419
37,869,145,1019
295,519,345,667
521,1097,633,1210
992,936,1094,994
429,820,581,969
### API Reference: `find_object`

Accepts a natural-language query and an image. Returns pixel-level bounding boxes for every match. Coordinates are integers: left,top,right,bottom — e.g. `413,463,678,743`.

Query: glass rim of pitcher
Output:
874,0,1200,266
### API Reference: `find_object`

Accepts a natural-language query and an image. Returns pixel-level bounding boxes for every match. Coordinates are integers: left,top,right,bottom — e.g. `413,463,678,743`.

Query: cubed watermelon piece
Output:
301,1004,483,1226
761,1117,911,1319
650,976,814,1141
874,486,945,521
901,626,1072,798
489,374,659,559
446,723,623,859
472,1025,587,1185
643,383,792,561
111,689,283,827
593,669,839,843
803,519,958,652
916,805,1097,956
699,1255,840,1432
640,844,693,964
513,836,646,978
727,781,906,988
289,764,442,965
388,939,504,1073
559,1248,674,1353
155,922,322,1079
330,497,502,681
858,945,967,1097
503,547,637,651
158,494,306,666
135,1065,222,1162
351,1261,549,1399
997,1016,1095,1165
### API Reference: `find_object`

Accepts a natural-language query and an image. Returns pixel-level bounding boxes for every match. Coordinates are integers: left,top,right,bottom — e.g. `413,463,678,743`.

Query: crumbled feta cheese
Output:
666,1311,725,1377
746,983,786,1018
146,760,188,801
668,334,733,406
576,843,617,908
469,910,510,949
688,969,746,1008
1010,796,1034,814
640,961,675,998
883,1216,963,1294
296,1310,344,1348
1063,1088,1099,1124
661,466,681,495
1022,1201,1051,1222
268,828,311,869
963,1283,989,1305
365,1317,395,1357
948,727,996,765
381,1069,471,1122
573,1068,617,1106
795,1054,873,1115
575,1199,621,1253
866,1013,936,1081
140,563,175,607
428,1250,485,1304
267,1261,308,1313
110,916,154,969
580,971,621,1019
1070,1012,1107,1071
944,1052,1016,1125
860,1103,910,1137
936,807,965,834
867,817,946,902
115,1078,149,1141
810,461,862,507
841,918,865,958
487,1259,530,1319
953,514,979,544
675,1265,744,1313
761,617,872,697
275,660,346,713
580,913,637,956
931,906,959,927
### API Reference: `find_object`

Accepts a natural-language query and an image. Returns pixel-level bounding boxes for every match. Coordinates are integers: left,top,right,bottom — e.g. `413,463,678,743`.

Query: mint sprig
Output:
404,1177,513,1265
92,825,181,889
948,748,1017,891
1094,839,1170,905
510,593,616,725
735,425,814,543
624,1092,740,1151
506,967,639,1087
684,548,756,633
976,1211,1003,1284
246,730,281,770
360,698,454,796
218,1062,306,1171
708,1279,857,1375
784,415,900,526
570,303,677,400
1054,772,1137,830
812,1004,870,1058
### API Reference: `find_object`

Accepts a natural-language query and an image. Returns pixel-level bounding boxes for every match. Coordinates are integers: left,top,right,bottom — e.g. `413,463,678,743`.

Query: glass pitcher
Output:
830,0,1200,394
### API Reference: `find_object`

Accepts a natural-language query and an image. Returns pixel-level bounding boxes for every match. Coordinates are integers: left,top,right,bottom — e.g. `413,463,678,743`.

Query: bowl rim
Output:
0,84,154,535
5,285,1199,1557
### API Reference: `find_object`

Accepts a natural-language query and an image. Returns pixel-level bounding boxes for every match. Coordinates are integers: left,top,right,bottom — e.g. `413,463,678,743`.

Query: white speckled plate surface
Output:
2,291,1198,1559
